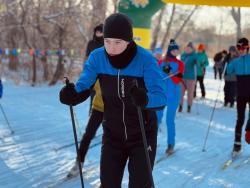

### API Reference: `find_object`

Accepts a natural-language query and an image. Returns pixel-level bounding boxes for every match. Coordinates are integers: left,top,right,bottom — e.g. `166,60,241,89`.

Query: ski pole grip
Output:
64,77,70,86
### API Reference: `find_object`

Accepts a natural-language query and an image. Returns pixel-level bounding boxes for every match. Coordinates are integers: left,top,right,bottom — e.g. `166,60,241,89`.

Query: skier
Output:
223,46,239,107
227,37,250,156
60,13,167,188
158,39,184,154
153,47,164,64
194,43,209,99
213,50,227,80
85,24,104,115
153,47,165,127
0,79,2,98
179,42,197,113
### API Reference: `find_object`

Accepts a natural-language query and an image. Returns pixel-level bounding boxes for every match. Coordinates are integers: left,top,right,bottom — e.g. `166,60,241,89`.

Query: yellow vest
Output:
92,80,104,112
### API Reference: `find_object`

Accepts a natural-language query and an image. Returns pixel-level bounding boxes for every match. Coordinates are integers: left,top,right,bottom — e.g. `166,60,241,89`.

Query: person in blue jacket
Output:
158,39,184,154
59,13,167,188
227,37,250,156
0,79,3,98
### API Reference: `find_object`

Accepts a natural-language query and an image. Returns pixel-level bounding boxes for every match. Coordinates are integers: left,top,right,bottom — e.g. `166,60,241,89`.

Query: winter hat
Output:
94,24,103,33
237,37,249,50
228,46,237,52
198,43,205,52
187,42,194,50
103,13,133,42
168,39,179,52
167,39,179,58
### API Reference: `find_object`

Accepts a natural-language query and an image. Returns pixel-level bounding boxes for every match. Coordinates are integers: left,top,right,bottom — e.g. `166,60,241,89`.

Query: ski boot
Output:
67,161,81,178
232,142,242,157
178,105,183,112
165,145,174,155
187,105,191,113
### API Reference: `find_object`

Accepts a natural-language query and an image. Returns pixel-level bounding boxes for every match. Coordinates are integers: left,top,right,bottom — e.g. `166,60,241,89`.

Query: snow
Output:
0,66,249,188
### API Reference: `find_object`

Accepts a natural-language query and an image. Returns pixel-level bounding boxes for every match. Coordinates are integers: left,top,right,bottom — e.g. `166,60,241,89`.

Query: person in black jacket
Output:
213,50,227,80
85,24,104,115
60,13,167,188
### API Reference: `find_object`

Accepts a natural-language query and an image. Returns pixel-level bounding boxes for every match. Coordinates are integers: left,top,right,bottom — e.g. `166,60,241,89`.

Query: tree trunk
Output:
161,4,176,49
174,6,198,40
8,55,18,71
31,54,37,86
49,28,65,85
231,7,242,41
41,55,49,81
151,7,165,50
49,55,64,86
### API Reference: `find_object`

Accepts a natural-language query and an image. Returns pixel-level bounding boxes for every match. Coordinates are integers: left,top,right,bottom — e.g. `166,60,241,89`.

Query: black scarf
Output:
105,41,137,69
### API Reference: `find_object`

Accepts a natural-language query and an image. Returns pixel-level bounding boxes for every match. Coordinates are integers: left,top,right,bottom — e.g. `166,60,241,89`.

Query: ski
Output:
222,154,240,170
155,149,177,165
233,156,250,169
48,171,85,188
54,138,102,152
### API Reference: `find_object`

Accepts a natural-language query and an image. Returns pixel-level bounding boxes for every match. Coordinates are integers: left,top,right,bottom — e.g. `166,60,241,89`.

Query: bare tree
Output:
231,7,242,41
160,4,176,49
151,7,166,50
174,5,198,40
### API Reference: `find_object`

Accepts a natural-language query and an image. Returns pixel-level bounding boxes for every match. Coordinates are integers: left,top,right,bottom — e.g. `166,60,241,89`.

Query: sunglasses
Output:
237,45,248,51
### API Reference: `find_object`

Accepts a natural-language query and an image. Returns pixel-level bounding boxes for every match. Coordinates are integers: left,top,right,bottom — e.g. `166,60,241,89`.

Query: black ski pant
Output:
78,109,103,163
224,81,237,106
214,67,223,80
194,76,205,98
88,89,96,115
234,97,250,143
100,136,157,188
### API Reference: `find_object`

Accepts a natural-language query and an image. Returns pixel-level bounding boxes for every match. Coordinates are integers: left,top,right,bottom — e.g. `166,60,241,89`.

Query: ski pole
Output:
194,64,199,115
134,80,155,188
162,71,179,80
202,63,228,152
54,134,102,152
0,103,14,134
64,77,84,188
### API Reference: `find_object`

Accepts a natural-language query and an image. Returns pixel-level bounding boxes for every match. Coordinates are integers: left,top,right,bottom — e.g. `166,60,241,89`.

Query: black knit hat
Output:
103,13,133,42
237,37,249,48
94,24,103,33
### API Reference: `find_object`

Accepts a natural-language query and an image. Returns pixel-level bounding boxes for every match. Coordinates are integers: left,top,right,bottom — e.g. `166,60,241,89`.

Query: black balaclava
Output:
103,13,136,69
93,24,104,43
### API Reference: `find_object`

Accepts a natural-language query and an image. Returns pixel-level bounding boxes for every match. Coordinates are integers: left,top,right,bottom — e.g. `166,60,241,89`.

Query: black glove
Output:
129,85,148,108
163,65,171,74
59,83,90,106
175,73,183,78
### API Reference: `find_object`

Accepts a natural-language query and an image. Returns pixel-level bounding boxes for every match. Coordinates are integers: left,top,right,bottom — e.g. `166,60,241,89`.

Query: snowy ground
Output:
0,66,250,188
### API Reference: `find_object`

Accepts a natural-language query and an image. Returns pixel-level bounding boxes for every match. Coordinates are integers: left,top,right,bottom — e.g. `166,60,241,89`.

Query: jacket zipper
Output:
117,69,128,140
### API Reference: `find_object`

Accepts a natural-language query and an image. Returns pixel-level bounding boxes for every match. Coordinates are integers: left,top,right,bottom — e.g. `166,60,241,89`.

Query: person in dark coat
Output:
85,24,104,115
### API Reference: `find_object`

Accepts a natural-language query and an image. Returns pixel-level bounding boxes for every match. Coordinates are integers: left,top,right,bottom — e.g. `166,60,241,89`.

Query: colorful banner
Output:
161,0,250,7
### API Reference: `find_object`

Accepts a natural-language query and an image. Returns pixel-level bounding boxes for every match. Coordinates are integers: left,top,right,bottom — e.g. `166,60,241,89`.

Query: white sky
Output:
191,6,250,34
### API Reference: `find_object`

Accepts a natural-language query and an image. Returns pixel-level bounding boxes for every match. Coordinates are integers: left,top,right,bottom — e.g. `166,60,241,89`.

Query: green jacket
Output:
181,52,196,80
196,52,209,76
